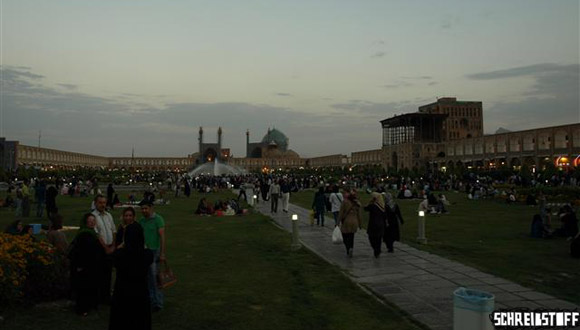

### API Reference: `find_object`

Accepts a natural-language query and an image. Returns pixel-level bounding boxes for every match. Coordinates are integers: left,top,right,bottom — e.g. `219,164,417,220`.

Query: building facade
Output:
379,98,580,171
418,97,483,140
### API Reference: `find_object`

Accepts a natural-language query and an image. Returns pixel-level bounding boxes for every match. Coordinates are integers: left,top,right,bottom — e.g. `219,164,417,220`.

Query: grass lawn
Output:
290,189,580,305
0,191,423,330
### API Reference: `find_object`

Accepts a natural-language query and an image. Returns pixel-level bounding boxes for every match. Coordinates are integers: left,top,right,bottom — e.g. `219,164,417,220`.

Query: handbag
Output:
158,260,177,289
332,226,343,244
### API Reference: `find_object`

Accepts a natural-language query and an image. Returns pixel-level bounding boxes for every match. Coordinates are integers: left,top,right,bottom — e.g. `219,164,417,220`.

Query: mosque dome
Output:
261,128,289,152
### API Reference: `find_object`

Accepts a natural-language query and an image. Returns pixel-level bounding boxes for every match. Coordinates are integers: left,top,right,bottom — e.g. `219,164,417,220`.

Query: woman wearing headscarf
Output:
383,192,404,253
69,213,104,316
47,214,69,255
364,192,387,258
109,207,153,330
338,189,362,257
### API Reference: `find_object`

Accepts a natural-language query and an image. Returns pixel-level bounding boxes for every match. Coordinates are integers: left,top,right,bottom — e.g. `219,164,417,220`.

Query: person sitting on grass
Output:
195,198,212,215
418,197,431,214
526,194,537,206
506,189,517,204
555,205,579,239
4,219,24,235
530,214,545,238
571,232,580,258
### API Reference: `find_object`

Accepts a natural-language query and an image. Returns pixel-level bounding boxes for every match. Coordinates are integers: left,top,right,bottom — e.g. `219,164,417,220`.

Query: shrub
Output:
0,233,69,309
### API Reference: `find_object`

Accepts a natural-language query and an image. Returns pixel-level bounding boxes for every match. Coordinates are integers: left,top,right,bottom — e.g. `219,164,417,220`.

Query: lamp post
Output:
417,210,427,244
253,194,258,205
291,214,301,250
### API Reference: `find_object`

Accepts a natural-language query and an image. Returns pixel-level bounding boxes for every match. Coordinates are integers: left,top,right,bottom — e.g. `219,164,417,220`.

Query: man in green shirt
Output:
139,200,166,311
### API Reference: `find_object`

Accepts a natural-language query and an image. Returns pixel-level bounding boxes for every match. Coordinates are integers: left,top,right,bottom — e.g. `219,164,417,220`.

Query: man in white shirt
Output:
92,194,116,304
269,180,281,213
329,186,343,227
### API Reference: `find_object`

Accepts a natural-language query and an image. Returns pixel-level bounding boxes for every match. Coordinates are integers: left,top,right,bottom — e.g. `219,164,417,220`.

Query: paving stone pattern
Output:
252,199,579,330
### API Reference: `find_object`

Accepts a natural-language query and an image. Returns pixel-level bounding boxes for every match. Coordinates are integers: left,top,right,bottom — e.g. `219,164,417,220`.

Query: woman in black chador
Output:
69,213,103,316
109,207,153,330
383,193,404,253
364,192,387,258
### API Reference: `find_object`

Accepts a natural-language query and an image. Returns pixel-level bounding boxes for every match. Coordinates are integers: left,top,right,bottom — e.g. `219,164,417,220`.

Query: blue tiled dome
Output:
261,128,289,152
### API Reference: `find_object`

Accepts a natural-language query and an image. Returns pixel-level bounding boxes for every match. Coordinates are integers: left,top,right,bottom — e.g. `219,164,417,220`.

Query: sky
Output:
1,0,579,158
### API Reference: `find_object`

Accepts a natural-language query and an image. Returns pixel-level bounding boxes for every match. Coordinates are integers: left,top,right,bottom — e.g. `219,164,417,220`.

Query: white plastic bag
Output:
332,226,343,244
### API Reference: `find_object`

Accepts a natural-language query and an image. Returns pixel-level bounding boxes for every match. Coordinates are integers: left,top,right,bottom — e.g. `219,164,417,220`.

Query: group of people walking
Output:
68,195,166,330
312,187,404,258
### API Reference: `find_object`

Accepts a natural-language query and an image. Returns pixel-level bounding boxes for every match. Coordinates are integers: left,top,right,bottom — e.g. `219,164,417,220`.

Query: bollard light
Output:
417,210,427,244
291,214,301,250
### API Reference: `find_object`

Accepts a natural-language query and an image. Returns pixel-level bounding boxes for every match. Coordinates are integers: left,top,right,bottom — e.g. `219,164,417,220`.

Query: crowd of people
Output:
1,166,579,327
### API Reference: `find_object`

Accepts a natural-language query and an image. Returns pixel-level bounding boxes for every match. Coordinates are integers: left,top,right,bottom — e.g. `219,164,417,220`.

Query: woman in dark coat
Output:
106,184,115,209
69,213,103,316
383,193,404,253
364,192,387,258
109,207,153,330
46,185,59,218
312,187,327,226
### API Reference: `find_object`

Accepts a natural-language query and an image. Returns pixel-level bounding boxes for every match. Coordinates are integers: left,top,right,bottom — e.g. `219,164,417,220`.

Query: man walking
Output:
269,179,280,213
35,180,46,218
139,200,166,312
92,194,116,304
280,180,291,213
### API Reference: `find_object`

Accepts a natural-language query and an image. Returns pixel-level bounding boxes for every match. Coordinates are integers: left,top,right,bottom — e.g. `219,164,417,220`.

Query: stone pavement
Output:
251,198,579,330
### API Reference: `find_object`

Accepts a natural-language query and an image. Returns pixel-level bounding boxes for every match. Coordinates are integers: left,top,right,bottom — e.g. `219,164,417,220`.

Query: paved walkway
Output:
252,199,579,330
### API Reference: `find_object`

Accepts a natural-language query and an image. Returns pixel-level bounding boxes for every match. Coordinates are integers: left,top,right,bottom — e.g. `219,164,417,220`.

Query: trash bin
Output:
453,287,495,330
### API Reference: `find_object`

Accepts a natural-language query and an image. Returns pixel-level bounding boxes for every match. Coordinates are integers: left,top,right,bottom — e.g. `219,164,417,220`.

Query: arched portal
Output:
510,157,522,169
250,147,262,158
203,148,218,162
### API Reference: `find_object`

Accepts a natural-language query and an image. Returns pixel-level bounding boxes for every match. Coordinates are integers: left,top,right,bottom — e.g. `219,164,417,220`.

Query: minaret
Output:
246,129,250,157
198,127,204,164
218,126,222,149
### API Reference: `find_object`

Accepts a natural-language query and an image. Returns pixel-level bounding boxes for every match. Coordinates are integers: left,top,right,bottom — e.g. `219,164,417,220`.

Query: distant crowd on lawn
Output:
1,167,579,321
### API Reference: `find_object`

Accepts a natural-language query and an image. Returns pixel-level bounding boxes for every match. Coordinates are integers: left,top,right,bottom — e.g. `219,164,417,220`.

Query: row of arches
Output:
446,128,579,157
434,155,580,171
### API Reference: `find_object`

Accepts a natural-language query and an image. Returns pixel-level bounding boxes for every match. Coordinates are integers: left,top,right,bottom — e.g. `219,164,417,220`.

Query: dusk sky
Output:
1,0,579,157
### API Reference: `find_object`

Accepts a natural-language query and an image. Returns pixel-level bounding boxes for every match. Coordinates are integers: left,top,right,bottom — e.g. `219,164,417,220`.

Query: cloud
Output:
428,81,438,86
467,63,579,132
0,66,387,157
466,63,575,80
440,15,461,29
371,51,386,58
275,92,293,97
382,81,412,89
331,99,418,116
401,76,432,80
57,83,78,90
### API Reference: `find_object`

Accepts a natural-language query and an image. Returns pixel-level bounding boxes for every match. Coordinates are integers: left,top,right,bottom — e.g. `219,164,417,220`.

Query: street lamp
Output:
417,210,427,244
291,214,301,250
